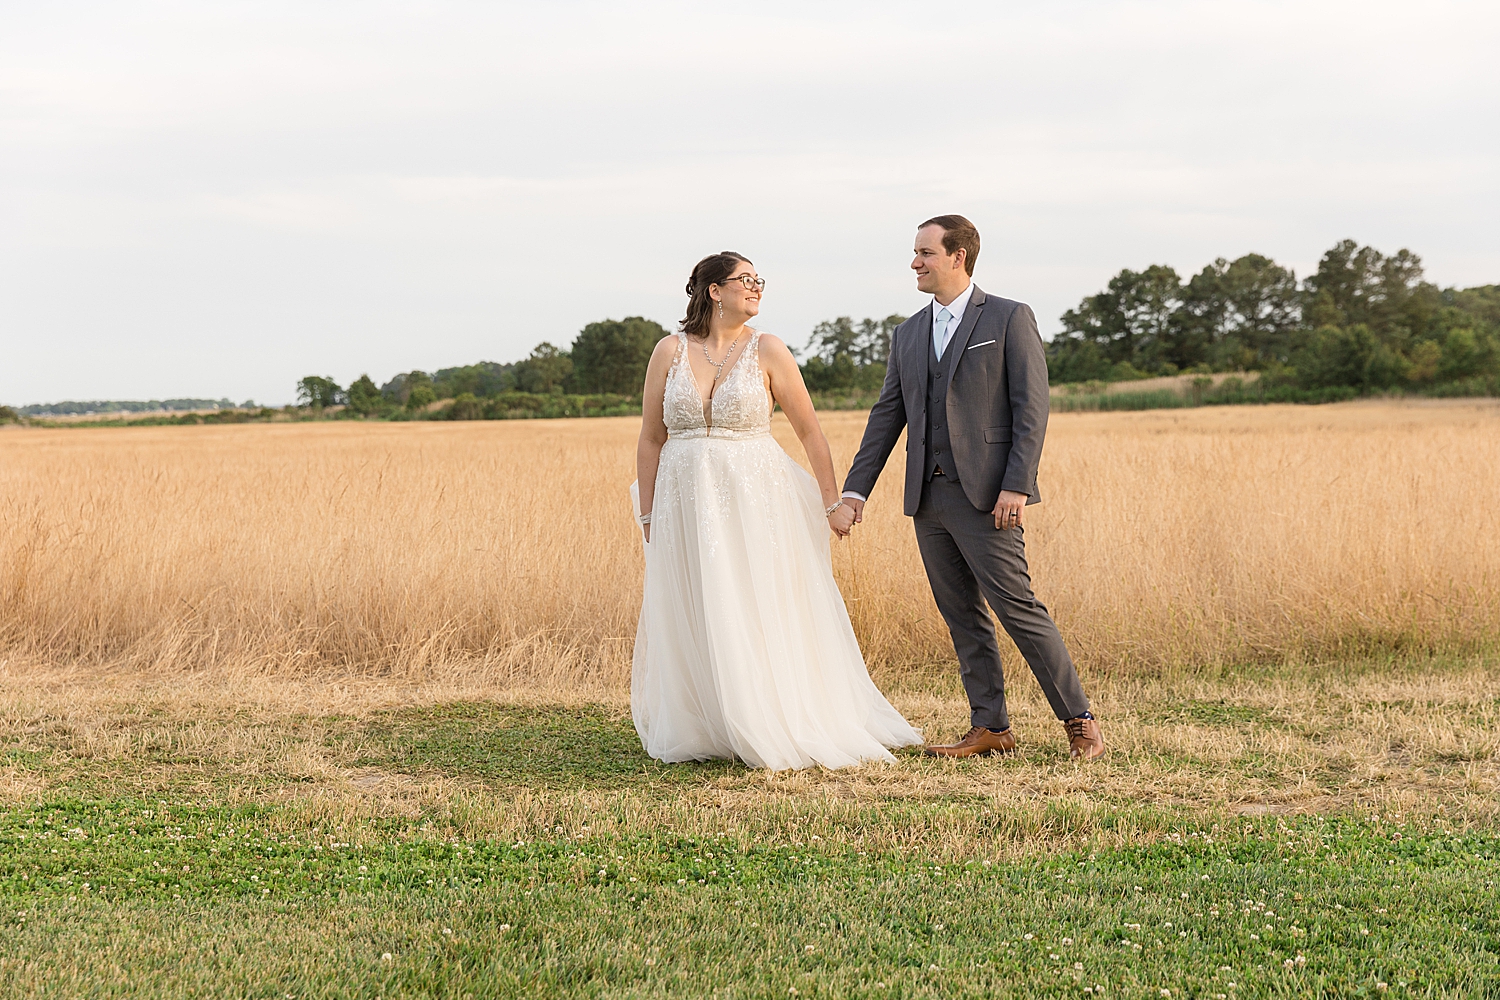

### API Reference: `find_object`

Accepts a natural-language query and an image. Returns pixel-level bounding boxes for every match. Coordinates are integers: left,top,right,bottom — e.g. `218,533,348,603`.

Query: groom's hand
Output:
842,497,866,524
992,490,1028,530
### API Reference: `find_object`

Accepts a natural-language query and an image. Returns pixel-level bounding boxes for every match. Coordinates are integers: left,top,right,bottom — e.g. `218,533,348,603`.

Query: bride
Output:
631,251,922,770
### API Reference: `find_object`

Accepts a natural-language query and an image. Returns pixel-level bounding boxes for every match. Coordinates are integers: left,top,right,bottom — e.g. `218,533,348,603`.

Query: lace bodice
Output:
662,330,770,438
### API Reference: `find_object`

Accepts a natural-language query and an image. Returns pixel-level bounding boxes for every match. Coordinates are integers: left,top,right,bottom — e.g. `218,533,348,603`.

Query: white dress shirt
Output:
931,281,975,360
842,281,975,503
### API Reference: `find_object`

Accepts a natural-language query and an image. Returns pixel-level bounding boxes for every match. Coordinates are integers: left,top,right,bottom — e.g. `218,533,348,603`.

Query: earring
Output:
718,299,724,320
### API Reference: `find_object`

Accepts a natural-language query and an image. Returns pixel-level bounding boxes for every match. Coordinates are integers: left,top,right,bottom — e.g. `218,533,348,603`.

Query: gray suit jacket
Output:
843,286,1050,516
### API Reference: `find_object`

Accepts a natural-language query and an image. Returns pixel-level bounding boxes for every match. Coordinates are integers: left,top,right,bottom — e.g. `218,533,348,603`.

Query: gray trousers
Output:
913,474,1089,730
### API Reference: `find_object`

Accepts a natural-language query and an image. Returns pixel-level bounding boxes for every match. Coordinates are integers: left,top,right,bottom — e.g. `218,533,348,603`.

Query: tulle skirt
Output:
631,430,922,771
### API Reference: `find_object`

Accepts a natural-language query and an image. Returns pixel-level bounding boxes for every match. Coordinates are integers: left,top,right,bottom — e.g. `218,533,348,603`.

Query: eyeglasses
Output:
718,274,766,291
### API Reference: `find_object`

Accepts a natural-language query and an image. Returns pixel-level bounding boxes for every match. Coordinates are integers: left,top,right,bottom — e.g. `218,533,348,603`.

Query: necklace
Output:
703,333,743,383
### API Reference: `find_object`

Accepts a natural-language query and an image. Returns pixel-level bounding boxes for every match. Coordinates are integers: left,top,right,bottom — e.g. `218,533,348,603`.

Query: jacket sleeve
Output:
1001,303,1049,497
842,327,908,499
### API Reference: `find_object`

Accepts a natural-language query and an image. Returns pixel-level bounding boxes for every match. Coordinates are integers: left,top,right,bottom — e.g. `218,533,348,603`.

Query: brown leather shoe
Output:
924,725,1017,758
1064,716,1105,761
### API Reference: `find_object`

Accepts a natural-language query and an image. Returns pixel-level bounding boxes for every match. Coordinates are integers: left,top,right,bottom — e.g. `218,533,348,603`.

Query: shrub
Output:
446,392,484,421
346,375,383,416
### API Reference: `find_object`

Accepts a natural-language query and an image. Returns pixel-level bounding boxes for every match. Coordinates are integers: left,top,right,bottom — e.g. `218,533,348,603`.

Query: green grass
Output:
335,703,741,789
3,691,1498,997
2,798,1497,997
1049,384,1360,412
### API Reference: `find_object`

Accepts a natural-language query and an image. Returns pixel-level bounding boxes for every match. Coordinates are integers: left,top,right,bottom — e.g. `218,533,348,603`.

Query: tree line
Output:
292,238,1498,420
296,317,667,417
1047,240,1500,393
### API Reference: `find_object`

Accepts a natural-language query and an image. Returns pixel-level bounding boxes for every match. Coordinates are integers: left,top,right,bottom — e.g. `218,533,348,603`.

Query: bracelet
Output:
638,512,652,525
824,500,844,517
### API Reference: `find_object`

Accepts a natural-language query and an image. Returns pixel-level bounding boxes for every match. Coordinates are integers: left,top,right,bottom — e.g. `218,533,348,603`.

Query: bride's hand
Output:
642,523,651,544
827,503,856,538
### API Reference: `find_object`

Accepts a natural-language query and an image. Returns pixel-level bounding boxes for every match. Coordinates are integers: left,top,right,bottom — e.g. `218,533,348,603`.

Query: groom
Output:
838,215,1104,761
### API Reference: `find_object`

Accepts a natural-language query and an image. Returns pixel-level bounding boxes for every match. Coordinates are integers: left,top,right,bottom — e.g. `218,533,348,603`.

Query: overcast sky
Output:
3,0,1497,406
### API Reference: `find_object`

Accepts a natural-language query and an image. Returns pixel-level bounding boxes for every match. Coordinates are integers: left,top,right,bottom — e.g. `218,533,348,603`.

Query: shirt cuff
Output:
841,491,867,502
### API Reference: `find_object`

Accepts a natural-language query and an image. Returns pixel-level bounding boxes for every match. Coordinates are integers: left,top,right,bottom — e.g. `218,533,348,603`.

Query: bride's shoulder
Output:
646,332,683,370
750,331,794,363
750,329,786,350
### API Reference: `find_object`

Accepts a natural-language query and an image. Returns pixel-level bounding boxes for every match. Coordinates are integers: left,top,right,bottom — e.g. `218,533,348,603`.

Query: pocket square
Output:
966,339,997,350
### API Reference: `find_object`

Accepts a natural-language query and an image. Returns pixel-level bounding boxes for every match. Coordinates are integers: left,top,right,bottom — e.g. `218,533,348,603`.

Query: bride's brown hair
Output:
680,251,753,340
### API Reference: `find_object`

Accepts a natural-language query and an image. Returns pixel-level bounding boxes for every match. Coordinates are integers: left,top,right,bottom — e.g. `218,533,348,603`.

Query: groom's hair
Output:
919,215,980,276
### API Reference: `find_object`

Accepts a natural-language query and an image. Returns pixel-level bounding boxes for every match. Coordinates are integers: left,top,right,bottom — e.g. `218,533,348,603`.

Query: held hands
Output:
992,490,1028,530
827,502,856,538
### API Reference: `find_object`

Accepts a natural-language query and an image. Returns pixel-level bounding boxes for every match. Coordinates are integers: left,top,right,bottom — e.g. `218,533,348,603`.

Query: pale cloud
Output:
2,0,1497,403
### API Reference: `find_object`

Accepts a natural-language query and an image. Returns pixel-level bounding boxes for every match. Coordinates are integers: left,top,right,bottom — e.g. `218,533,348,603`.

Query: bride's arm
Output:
758,335,850,537
636,336,679,543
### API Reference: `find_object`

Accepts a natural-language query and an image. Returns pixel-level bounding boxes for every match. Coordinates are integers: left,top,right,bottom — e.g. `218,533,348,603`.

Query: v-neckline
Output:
685,331,753,429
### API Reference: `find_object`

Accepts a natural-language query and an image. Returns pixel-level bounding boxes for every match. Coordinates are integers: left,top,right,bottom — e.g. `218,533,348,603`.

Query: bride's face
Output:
715,266,763,320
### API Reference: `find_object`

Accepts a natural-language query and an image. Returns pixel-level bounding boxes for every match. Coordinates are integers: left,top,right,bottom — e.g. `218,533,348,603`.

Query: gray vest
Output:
924,329,956,482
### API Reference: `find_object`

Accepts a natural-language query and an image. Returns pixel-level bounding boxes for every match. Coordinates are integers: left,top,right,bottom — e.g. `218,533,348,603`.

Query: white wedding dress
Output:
630,330,922,770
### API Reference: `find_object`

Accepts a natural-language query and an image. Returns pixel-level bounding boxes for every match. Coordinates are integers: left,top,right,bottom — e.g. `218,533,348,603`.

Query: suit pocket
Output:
966,339,997,350
984,425,1012,443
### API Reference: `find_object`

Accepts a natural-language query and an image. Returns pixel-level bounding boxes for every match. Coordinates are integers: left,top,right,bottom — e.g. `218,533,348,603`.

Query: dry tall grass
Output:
2,400,1497,695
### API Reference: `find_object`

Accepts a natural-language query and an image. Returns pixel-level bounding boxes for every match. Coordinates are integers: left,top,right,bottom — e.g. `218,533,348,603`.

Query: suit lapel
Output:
944,285,987,381
914,302,933,388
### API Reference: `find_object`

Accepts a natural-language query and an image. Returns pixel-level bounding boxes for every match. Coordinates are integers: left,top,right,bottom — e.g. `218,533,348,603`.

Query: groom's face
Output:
912,225,968,297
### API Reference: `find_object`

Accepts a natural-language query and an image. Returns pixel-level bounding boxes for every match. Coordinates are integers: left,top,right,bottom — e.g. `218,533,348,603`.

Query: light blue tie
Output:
934,307,954,360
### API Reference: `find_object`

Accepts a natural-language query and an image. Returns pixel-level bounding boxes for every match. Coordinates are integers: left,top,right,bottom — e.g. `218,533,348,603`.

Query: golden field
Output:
2,400,1499,698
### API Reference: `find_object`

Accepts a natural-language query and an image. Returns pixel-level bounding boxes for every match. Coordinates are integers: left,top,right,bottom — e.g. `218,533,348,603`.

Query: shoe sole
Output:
922,746,1016,758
